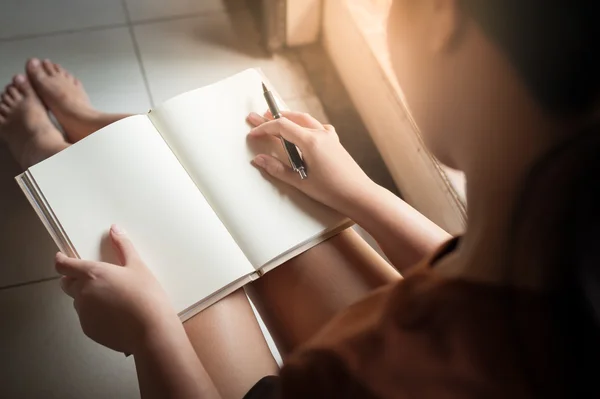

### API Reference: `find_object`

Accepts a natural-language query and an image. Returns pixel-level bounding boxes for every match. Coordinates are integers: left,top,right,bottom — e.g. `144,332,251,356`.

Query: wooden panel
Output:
322,0,466,234
286,0,322,46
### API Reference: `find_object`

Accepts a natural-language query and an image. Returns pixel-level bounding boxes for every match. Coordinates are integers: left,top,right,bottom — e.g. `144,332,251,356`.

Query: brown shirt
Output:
278,238,567,398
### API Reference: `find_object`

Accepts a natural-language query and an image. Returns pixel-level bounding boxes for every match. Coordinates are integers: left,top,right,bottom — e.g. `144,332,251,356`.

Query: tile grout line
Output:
121,0,155,108
124,8,227,28
0,22,129,43
0,276,60,291
0,9,227,44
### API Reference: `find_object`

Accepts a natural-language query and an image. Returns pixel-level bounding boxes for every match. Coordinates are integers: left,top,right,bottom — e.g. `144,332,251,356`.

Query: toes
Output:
26,58,47,82
54,63,66,76
0,103,11,118
43,59,57,76
13,74,26,85
8,86,22,102
1,93,15,107
54,62,75,81
13,74,33,96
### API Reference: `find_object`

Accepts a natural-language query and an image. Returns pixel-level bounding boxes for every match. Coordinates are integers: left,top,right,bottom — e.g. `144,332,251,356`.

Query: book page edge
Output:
178,272,260,322
257,218,355,276
15,171,78,258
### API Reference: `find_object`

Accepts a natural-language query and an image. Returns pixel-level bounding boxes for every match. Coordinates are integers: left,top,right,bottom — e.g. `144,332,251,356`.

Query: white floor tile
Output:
0,0,126,40
246,294,283,367
0,279,140,398
134,12,314,105
0,147,59,288
125,0,224,22
0,27,152,115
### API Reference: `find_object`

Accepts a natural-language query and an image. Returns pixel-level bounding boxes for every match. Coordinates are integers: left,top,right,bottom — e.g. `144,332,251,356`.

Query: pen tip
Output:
262,82,268,93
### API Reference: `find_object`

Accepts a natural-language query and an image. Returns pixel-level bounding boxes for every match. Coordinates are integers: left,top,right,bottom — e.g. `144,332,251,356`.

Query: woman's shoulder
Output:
279,238,565,398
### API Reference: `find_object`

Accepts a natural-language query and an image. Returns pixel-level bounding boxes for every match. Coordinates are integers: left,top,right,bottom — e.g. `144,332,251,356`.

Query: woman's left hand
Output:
55,224,179,354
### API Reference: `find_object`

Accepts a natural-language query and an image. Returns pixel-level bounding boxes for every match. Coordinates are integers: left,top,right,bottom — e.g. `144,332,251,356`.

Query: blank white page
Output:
29,115,254,314
150,69,347,268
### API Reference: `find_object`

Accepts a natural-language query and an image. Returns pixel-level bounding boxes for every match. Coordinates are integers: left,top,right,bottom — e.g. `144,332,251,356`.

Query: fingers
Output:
110,224,140,266
253,155,300,187
246,111,268,127
60,276,83,299
279,111,324,129
249,117,310,147
55,252,96,278
247,110,324,130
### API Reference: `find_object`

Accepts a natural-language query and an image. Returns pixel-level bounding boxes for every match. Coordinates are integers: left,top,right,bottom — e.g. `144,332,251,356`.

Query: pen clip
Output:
280,137,298,172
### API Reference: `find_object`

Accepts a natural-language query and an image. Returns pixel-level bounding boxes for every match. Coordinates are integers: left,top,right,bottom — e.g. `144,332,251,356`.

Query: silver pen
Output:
262,83,308,179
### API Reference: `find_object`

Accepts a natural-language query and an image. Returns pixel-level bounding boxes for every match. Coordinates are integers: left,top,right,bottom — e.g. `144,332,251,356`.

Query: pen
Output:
262,82,308,179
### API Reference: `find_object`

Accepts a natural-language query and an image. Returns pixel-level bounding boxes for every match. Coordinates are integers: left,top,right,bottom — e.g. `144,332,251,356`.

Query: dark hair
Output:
506,128,600,397
462,0,600,115
462,0,600,396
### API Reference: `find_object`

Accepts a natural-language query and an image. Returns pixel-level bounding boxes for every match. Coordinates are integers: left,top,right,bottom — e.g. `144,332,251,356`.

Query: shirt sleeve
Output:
279,349,380,399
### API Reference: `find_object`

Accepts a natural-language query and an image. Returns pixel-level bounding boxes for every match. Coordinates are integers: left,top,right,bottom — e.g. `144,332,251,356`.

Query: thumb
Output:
110,224,140,266
253,155,300,187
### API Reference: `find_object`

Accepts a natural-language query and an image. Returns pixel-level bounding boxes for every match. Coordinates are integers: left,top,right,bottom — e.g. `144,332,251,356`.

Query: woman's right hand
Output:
247,111,376,216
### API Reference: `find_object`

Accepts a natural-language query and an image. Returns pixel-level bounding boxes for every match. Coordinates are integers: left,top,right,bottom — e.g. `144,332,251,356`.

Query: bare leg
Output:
184,289,279,399
249,228,400,356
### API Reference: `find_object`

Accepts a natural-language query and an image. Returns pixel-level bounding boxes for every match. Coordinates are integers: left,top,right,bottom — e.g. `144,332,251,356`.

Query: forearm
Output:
134,318,220,399
346,183,451,273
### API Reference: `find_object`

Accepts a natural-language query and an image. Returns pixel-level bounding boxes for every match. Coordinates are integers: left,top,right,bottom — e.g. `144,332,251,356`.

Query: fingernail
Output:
55,252,64,261
253,156,266,168
111,224,126,235
30,58,40,68
14,74,26,84
247,112,262,125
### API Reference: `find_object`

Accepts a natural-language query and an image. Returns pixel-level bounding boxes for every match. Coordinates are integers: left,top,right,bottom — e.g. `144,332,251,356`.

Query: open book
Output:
17,69,352,321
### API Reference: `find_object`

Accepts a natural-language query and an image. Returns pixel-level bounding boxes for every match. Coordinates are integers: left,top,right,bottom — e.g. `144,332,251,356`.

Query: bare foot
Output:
26,58,108,142
0,75,69,169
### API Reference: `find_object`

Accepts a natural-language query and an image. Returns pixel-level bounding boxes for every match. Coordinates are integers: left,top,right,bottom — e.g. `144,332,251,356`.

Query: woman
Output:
2,0,599,397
